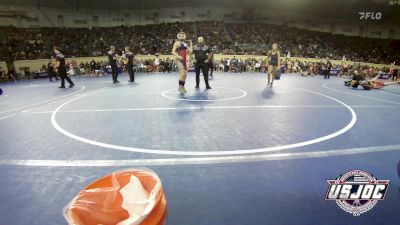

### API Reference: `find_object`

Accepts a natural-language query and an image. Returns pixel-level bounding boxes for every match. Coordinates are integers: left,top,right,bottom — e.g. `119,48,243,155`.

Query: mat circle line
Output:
50,87,357,156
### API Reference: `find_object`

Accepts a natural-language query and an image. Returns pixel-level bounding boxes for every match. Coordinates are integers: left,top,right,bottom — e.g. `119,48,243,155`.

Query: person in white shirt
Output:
255,61,261,72
67,63,75,76
154,54,160,72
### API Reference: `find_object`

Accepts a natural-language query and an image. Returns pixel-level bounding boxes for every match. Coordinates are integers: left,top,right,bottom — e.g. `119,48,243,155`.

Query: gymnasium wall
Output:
11,55,397,75
252,7,400,40
248,8,398,40
0,4,240,27
281,21,399,40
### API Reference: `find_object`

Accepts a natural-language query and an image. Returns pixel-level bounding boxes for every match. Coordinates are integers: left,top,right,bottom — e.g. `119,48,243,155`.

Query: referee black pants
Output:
49,71,58,81
59,71,73,87
208,62,214,76
324,69,331,79
127,65,134,82
195,62,210,87
111,66,119,82
392,73,398,82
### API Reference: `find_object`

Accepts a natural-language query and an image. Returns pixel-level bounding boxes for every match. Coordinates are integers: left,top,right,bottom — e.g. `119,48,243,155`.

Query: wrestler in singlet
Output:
177,42,188,70
267,43,280,87
172,31,192,94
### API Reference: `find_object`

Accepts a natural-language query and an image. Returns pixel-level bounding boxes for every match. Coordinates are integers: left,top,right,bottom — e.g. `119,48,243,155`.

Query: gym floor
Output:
0,72,399,225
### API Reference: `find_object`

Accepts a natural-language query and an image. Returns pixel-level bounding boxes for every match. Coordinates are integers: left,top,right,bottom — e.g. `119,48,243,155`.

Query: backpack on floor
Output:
0,88,2,95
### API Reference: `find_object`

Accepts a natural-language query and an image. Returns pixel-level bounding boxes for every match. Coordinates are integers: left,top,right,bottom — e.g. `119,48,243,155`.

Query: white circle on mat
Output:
51,87,357,156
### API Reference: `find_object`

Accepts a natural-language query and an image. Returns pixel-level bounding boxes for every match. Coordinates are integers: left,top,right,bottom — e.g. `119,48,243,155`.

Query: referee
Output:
124,46,135,82
324,57,333,79
54,47,74,88
193,37,212,89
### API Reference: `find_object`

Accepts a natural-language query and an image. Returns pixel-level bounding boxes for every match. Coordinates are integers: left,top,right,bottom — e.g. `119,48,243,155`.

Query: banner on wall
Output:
379,73,390,79
330,69,341,76
11,55,399,75
104,65,124,74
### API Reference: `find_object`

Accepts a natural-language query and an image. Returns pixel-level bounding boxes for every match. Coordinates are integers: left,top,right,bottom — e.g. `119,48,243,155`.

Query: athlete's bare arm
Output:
277,51,281,67
188,40,193,55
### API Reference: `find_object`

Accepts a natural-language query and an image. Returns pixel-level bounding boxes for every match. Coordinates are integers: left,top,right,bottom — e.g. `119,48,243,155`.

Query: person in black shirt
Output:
90,59,96,75
124,46,135,82
344,70,365,88
54,47,74,88
108,45,119,83
230,56,239,72
390,62,398,82
208,49,214,78
165,57,172,73
392,69,398,82
324,57,333,79
193,37,211,89
48,59,58,82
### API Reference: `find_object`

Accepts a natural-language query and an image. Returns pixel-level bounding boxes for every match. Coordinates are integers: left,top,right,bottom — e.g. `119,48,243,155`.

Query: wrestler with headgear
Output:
171,31,193,94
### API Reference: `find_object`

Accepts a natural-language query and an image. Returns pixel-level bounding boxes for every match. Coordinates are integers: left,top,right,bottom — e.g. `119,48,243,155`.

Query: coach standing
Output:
324,57,333,79
193,37,212,89
108,45,119,83
54,47,74,88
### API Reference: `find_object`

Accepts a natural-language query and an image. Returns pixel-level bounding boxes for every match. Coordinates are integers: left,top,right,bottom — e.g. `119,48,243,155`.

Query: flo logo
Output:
325,170,389,216
359,12,382,20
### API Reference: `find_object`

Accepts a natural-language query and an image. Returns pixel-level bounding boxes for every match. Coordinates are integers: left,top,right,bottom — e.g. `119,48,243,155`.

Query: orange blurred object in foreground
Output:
64,168,167,225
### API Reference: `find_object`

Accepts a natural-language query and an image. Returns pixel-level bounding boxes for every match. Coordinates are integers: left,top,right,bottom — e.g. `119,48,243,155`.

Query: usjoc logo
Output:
359,12,382,20
325,170,389,216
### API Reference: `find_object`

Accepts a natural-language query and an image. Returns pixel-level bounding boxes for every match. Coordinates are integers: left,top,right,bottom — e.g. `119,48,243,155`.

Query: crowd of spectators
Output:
201,22,396,64
284,58,393,79
0,21,399,83
0,22,193,62
0,21,399,65
0,56,395,83
196,21,233,54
